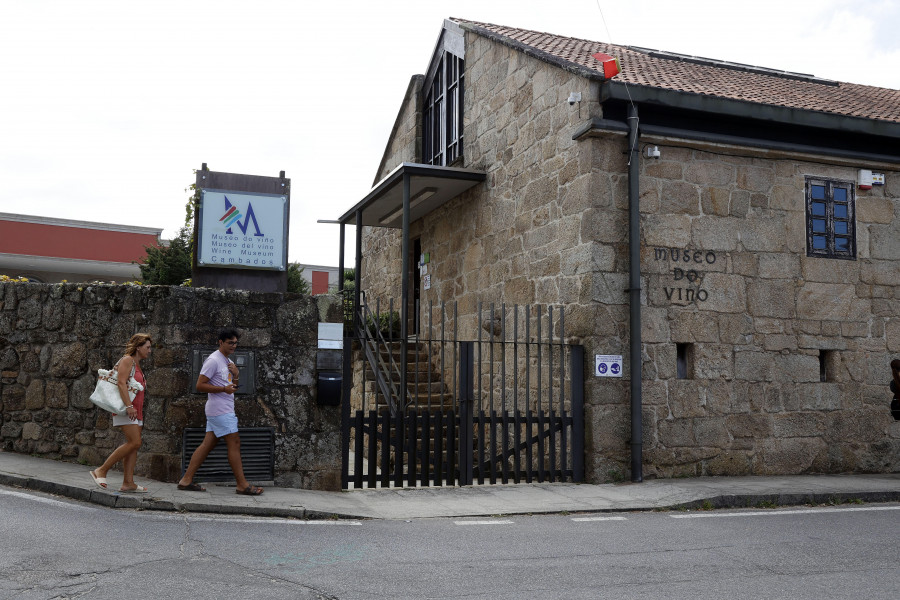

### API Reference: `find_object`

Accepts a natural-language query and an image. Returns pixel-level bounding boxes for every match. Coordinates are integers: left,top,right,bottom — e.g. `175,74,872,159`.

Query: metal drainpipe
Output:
627,104,643,483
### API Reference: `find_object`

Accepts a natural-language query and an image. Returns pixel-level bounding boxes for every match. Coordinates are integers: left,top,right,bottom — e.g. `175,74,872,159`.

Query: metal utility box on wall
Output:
191,348,256,395
317,322,343,406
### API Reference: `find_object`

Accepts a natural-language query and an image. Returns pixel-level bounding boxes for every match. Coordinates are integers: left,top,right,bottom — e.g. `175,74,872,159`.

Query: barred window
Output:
805,177,856,259
424,52,464,166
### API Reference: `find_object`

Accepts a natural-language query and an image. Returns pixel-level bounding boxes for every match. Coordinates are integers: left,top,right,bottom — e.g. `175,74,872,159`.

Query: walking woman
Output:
90,333,152,492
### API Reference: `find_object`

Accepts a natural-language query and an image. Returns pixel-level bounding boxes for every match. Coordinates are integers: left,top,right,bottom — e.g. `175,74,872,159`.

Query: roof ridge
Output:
448,17,900,123
451,17,628,52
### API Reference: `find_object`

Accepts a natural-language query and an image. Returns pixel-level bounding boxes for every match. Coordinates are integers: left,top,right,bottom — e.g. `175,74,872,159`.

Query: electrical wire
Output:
595,1,639,165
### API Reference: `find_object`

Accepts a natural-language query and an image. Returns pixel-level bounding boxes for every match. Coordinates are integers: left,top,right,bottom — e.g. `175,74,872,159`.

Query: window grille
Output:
805,177,856,260
424,52,464,166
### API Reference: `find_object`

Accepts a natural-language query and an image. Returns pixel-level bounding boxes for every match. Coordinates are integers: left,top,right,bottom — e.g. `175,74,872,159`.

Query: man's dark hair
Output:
218,328,240,342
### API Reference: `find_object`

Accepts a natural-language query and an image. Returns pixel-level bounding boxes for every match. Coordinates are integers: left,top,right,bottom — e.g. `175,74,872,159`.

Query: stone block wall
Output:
356,30,900,482
0,282,343,490
362,32,602,332
636,148,900,479
373,75,424,186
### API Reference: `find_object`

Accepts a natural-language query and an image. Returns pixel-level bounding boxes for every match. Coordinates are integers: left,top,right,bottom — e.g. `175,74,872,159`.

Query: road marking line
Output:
0,488,96,511
670,505,900,519
572,516,628,522
454,520,514,525
183,516,362,525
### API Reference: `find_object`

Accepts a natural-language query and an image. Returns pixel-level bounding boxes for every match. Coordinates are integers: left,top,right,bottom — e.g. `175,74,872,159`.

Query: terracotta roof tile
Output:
454,19,900,124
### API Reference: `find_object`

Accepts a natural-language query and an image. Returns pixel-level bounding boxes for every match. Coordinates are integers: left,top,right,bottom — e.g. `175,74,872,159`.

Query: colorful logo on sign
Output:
219,196,264,237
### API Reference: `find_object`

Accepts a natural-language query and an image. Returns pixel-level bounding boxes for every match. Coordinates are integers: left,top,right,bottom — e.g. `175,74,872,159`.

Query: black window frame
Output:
805,176,856,260
423,52,464,166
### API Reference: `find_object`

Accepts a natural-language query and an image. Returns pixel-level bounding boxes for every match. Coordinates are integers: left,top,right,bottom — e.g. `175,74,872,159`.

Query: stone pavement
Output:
1,451,898,520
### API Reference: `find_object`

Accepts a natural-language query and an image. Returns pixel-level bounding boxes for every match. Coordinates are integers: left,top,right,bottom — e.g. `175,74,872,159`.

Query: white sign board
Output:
197,189,288,270
595,355,623,377
317,322,343,349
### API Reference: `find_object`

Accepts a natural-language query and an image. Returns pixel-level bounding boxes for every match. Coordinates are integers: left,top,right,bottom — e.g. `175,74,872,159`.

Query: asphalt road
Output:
1,484,898,599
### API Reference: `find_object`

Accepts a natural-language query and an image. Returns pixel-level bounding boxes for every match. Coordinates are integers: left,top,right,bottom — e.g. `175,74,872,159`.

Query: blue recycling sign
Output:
595,355,623,378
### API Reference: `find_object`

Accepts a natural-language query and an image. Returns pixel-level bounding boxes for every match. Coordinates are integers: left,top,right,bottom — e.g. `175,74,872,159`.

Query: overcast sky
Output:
2,0,898,267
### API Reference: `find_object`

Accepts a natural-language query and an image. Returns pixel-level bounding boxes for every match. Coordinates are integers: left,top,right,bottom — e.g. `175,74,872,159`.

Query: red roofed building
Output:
332,19,900,486
0,213,162,283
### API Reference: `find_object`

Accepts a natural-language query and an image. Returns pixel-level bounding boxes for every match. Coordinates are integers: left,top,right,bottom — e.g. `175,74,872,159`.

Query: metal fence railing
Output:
342,296,584,489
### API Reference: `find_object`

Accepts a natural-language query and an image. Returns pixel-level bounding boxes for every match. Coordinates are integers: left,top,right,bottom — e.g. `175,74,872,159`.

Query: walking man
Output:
177,328,263,495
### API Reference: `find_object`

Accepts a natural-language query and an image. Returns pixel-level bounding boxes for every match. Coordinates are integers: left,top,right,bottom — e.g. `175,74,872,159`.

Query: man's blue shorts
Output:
206,413,239,438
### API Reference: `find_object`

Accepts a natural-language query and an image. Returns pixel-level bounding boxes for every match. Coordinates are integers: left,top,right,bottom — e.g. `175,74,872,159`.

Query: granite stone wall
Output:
357,30,900,481
0,282,343,490
637,148,900,479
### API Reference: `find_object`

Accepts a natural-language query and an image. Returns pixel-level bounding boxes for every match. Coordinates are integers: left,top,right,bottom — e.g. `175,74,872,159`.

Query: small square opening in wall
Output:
676,343,693,380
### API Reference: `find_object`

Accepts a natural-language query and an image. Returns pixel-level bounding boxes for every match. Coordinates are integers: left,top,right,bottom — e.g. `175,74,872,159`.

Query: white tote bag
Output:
89,362,144,414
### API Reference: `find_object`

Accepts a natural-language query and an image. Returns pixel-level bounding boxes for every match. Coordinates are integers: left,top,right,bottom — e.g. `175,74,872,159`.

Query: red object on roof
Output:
456,19,900,124
0,216,159,264
591,52,621,79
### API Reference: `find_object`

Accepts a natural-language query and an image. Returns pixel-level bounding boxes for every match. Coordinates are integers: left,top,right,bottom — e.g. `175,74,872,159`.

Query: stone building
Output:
334,19,900,484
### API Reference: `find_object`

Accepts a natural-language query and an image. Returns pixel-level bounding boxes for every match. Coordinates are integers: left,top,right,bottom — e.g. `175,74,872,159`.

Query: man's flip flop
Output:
236,485,264,496
89,470,108,490
120,485,148,493
177,482,206,492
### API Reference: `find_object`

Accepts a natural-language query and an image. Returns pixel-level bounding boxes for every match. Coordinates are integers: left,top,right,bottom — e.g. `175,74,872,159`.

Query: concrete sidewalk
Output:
2,451,898,520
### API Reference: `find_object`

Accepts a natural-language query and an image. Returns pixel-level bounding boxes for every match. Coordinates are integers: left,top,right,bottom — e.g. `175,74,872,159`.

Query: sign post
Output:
192,164,290,292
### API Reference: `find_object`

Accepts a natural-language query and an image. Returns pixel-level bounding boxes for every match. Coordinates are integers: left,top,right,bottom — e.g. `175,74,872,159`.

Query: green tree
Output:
138,226,193,285
342,268,355,292
287,263,311,294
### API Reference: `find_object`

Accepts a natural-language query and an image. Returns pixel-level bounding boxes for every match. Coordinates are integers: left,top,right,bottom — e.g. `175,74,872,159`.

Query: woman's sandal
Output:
177,482,207,492
89,470,108,490
236,485,264,496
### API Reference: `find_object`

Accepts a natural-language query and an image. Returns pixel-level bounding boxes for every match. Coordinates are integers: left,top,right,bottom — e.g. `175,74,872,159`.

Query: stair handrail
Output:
354,292,408,415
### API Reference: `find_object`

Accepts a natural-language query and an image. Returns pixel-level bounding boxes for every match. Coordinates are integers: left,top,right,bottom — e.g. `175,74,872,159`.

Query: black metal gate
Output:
341,299,585,489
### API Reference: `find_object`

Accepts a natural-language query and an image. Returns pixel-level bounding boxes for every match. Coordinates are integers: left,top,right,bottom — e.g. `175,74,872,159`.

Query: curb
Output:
3,470,899,520
0,471,338,519
668,491,900,511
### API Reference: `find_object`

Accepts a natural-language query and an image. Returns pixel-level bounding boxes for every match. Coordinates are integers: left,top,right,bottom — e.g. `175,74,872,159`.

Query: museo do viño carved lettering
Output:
653,247,716,303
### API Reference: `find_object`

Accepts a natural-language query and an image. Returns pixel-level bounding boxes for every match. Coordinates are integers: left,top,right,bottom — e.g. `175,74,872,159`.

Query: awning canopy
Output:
335,164,485,408
337,162,485,228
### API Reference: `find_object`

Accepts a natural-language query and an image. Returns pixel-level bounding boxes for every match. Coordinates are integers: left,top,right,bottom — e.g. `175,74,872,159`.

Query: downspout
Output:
354,212,363,328
627,104,643,483
399,174,410,408
338,224,345,292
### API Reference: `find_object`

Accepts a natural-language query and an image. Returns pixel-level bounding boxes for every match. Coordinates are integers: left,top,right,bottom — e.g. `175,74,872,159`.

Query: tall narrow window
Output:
805,177,855,259
676,343,692,380
424,52,464,166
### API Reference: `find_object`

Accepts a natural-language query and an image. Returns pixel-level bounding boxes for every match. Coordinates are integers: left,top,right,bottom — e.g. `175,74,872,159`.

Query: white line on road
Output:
0,488,97,511
454,520,514,525
171,515,363,525
571,516,628,522
670,505,900,519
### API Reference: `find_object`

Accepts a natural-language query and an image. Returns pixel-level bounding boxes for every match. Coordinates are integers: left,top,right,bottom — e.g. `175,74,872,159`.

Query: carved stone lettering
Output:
662,287,708,303
653,247,717,265
652,247,715,304
673,268,701,282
